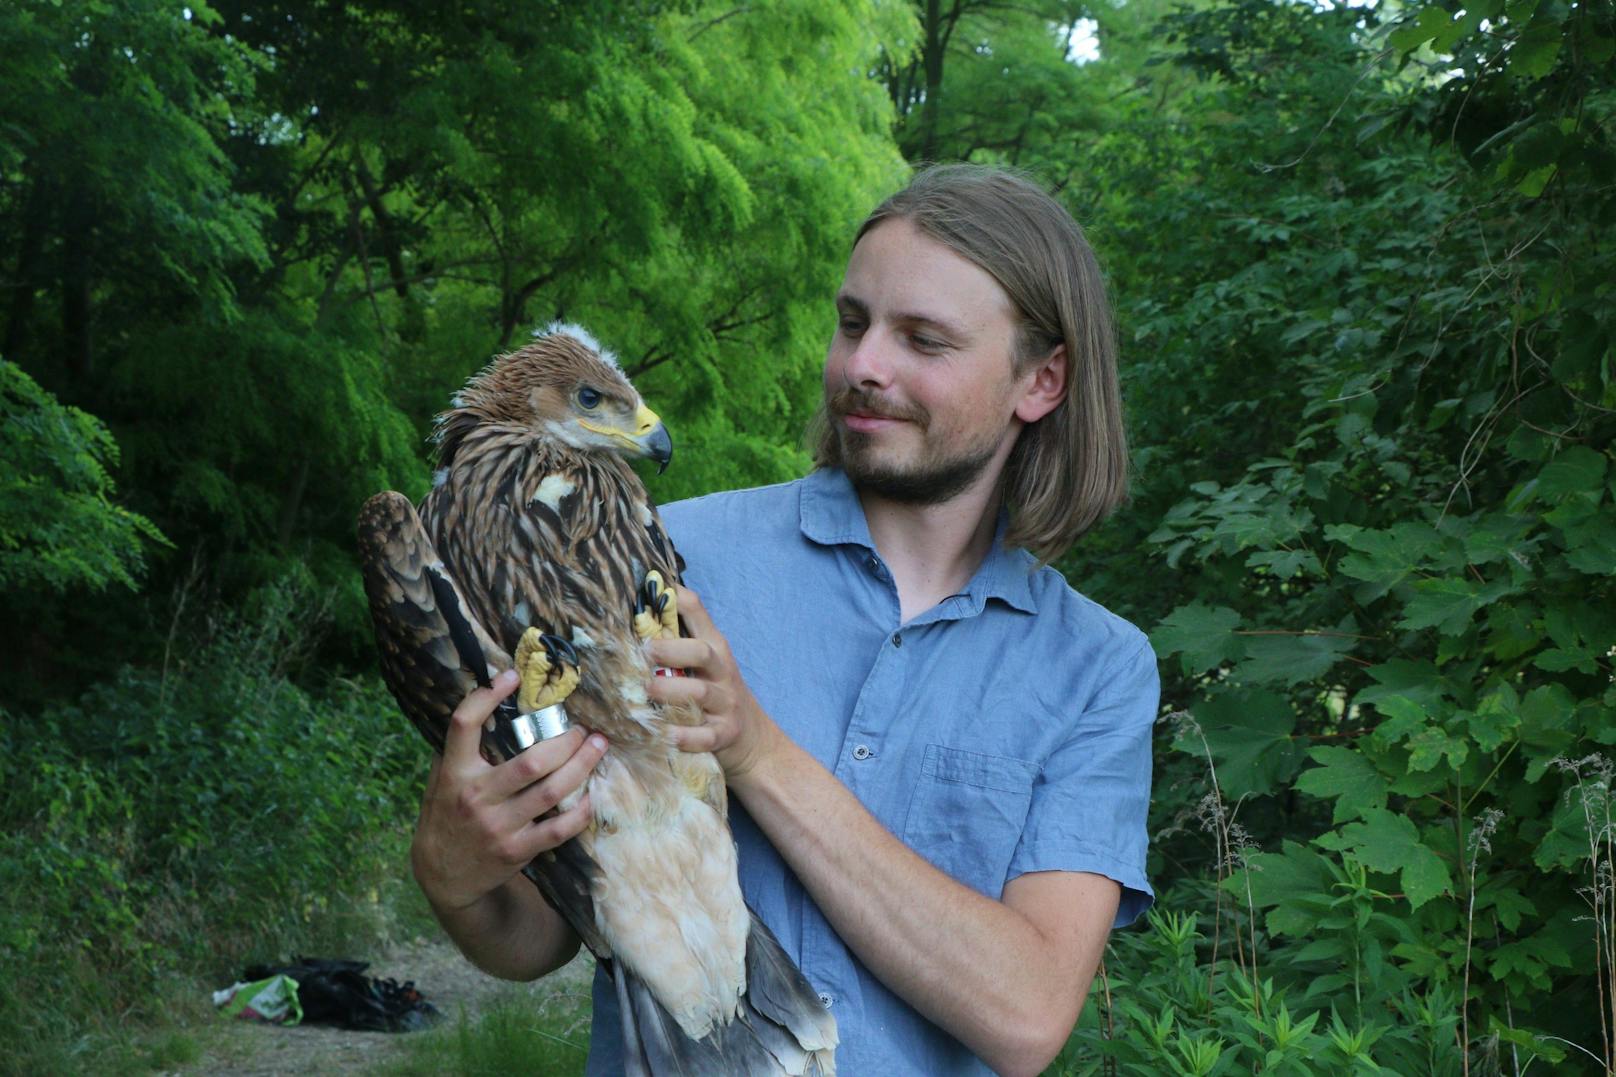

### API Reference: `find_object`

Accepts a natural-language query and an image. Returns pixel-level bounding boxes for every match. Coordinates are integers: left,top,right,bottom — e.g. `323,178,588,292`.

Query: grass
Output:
383,986,593,1076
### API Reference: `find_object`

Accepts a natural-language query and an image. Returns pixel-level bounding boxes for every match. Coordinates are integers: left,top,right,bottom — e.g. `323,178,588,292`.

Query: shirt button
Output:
818,992,835,1009
853,744,872,761
891,632,902,647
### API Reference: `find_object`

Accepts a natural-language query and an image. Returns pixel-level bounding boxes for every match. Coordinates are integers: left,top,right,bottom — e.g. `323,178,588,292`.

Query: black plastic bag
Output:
242,957,440,1033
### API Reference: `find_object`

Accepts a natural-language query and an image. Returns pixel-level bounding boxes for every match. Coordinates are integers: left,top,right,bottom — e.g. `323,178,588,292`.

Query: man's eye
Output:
577,387,602,409
838,318,865,335
911,334,944,351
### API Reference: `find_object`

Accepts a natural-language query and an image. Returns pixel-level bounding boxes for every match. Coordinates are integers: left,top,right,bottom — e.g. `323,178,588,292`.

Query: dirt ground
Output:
180,937,595,1075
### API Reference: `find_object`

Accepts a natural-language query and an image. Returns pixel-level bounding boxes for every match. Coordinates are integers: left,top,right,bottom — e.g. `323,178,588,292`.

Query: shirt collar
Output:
798,468,1039,616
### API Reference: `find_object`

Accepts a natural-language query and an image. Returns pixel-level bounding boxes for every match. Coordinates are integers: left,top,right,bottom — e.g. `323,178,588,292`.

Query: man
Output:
411,164,1157,1076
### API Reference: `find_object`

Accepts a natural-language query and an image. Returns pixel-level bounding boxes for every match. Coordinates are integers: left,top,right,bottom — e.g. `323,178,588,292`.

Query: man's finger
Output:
668,722,719,755
648,636,712,672
504,732,609,819
673,585,716,638
515,792,594,860
486,725,588,799
646,670,710,709
444,668,519,771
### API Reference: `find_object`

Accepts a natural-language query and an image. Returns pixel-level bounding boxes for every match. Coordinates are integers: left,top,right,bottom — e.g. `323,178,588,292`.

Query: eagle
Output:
356,325,837,1075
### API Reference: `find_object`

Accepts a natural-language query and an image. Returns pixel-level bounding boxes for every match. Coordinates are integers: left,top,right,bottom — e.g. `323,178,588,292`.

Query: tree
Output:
0,358,165,597
878,0,1095,164
0,1,913,660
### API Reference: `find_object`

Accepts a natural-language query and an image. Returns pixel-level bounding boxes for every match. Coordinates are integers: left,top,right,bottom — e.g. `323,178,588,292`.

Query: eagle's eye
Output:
576,386,603,410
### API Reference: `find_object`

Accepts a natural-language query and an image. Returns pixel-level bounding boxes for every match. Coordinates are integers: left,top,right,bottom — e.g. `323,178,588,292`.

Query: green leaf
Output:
1295,746,1389,822
1519,684,1579,773
1335,809,1453,908
1485,602,1542,660
1479,885,1537,932
1405,724,1468,772
1370,694,1431,746
1245,548,1321,579
1355,660,1450,710
1457,512,1535,566
1431,7,1483,52
1176,689,1299,798
1399,576,1517,636
1388,6,1451,52
1151,603,1244,676
1488,1018,1567,1064
1534,648,1598,674
1469,687,1521,752
1233,841,1336,937
1235,631,1355,685
1514,165,1555,198
1510,17,1564,80
1535,445,1606,499
1333,522,1454,601
1533,780,1607,869
1554,507,1616,575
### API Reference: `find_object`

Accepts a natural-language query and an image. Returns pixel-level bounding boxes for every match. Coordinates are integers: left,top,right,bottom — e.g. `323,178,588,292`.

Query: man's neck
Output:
857,473,1004,624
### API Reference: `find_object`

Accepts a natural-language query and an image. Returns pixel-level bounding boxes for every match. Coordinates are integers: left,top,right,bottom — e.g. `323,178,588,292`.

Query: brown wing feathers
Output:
355,491,501,754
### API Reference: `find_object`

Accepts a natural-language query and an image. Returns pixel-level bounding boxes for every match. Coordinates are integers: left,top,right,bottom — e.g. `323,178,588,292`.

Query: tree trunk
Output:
917,0,945,162
3,181,48,363
61,191,94,384
277,455,312,549
353,158,410,299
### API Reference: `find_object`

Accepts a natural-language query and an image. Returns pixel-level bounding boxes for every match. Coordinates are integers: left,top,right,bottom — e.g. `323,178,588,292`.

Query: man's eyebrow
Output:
897,311,968,339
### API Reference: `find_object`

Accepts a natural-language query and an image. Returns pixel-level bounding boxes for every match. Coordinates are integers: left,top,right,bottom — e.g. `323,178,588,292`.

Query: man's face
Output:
824,217,1030,505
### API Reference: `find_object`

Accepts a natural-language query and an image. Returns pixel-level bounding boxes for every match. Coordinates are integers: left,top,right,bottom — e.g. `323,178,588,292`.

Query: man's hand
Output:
412,668,607,913
646,586,780,782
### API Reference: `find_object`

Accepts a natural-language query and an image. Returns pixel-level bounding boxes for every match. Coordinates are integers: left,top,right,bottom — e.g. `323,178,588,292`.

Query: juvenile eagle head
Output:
433,323,673,470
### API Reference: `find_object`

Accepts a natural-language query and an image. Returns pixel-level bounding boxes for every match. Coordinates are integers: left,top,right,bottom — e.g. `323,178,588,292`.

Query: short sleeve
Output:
1007,635,1158,927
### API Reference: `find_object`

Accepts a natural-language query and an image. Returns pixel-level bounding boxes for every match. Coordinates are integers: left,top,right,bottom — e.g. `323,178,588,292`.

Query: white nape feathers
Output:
536,321,622,372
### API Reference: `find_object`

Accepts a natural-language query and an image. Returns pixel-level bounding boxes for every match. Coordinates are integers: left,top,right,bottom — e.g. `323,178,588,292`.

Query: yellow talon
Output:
634,570,679,642
513,628,580,711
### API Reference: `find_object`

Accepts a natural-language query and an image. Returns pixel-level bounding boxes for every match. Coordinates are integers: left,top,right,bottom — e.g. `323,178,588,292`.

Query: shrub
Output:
0,577,424,1069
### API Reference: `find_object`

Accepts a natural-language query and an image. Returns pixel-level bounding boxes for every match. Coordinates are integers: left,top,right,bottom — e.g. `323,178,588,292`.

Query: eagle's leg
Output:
633,570,679,642
636,570,689,685
513,629,581,712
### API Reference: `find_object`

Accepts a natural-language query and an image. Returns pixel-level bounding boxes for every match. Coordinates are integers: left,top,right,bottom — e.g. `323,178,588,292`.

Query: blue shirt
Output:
587,468,1157,1075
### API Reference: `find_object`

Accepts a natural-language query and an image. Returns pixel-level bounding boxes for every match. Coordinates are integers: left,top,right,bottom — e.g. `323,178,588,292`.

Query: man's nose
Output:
841,327,895,389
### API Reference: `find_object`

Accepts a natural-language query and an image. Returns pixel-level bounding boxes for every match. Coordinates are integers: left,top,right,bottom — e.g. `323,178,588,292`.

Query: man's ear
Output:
1014,344,1067,424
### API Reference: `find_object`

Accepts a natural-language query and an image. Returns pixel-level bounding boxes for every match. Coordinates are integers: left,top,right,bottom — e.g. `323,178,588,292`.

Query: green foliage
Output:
0,0,908,672
1041,0,1616,1062
0,578,422,1069
0,359,167,597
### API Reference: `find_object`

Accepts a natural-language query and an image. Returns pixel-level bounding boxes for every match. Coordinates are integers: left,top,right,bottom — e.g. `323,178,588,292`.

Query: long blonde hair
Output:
812,164,1127,563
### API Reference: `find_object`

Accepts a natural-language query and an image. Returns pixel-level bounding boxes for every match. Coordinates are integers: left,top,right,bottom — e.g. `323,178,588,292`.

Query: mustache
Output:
827,387,928,427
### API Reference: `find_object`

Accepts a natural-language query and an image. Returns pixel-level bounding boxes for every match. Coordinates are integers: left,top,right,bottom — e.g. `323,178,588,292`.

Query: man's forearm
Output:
730,724,1115,1076
424,873,580,982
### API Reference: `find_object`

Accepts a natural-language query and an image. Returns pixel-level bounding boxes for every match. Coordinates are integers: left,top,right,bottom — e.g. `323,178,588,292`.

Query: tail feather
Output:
622,963,732,1075
743,911,839,1058
734,1008,811,1075
614,908,838,1075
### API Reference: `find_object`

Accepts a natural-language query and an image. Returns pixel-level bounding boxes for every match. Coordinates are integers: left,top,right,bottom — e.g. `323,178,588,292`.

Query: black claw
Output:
635,575,669,619
540,632,579,670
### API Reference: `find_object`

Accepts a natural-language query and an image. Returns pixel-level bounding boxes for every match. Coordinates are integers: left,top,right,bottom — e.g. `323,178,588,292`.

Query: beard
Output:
827,386,1002,506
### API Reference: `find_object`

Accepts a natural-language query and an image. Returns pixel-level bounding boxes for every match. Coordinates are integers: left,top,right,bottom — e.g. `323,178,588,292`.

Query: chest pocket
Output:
902,745,1040,900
